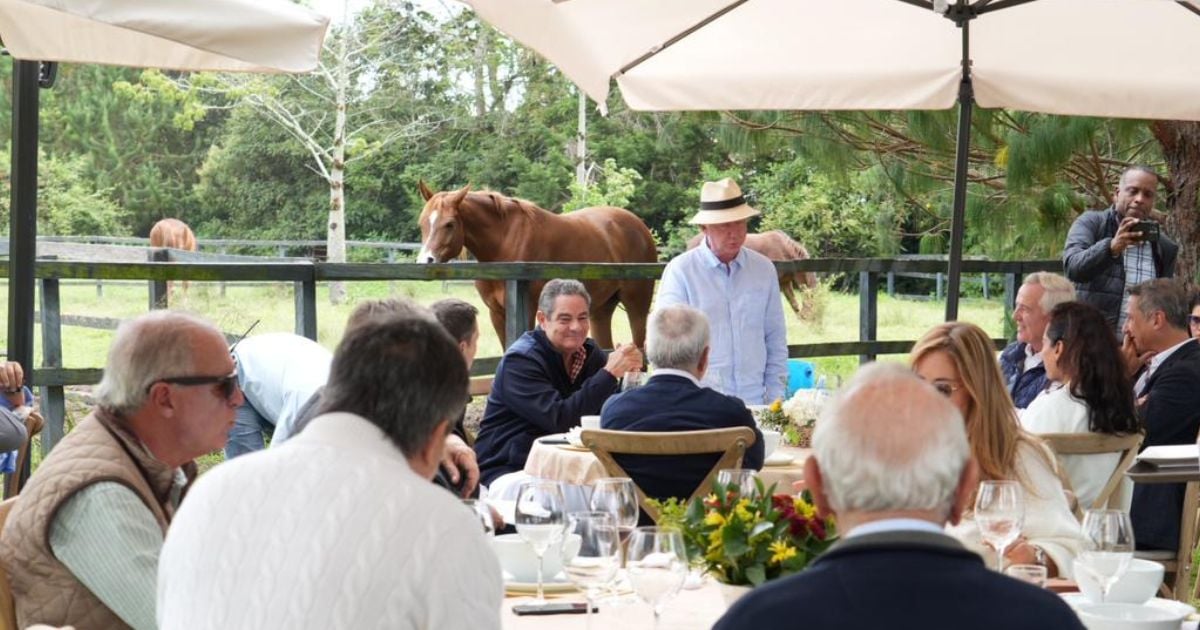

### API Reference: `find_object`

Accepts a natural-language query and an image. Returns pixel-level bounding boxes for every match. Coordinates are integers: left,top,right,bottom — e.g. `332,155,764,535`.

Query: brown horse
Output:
417,182,657,349
687,230,818,318
149,218,198,300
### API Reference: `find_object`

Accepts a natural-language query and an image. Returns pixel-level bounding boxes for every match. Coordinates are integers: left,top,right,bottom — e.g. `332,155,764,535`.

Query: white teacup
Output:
491,532,582,583
580,415,601,431
759,429,781,459
1073,558,1164,605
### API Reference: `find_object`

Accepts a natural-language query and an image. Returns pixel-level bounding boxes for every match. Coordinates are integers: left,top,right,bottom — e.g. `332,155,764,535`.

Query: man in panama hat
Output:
656,178,787,405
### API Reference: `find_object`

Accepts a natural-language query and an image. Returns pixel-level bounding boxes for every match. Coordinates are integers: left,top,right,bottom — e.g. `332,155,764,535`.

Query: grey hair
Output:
1130,278,1190,330
1119,165,1159,188
646,305,709,371
537,279,591,316
317,313,468,458
94,311,222,416
1024,272,1076,313
813,362,970,518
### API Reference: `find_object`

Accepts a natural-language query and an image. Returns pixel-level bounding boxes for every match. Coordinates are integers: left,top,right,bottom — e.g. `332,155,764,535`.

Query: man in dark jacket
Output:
998,272,1075,408
475,279,642,487
1063,166,1178,332
1123,279,1200,551
600,304,764,504
714,363,1083,630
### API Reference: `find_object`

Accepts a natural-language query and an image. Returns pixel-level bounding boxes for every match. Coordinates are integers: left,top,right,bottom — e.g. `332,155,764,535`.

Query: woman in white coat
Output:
1021,301,1142,511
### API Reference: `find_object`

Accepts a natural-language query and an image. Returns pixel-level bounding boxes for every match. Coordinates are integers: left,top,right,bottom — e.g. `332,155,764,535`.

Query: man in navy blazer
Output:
1123,279,1200,551
714,363,1083,630
600,305,764,503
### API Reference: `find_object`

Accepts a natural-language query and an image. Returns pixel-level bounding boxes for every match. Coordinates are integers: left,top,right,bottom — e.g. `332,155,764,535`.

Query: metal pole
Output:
7,60,41,379
945,17,973,322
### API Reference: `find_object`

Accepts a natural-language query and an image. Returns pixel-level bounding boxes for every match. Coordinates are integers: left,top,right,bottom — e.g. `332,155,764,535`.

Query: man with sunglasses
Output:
0,311,241,630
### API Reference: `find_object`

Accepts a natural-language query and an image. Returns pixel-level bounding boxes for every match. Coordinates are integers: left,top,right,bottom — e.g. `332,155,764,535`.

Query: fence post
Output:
858,271,879,365
935,272,944,301
886,271,895,297
1004,272,1019,329
504,279,531,350
982,272,991,300
148,248,169,310
38,277,66,457
219,246,228,297
294,274,318,341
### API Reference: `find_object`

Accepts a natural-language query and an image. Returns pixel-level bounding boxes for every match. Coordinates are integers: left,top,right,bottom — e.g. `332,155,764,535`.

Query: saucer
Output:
556,444,591,453
764,452,795,467
1060,592,1196,618
504,574,578,594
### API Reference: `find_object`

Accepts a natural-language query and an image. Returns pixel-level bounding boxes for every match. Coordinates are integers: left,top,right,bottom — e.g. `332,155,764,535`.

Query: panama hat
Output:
690,178,761,225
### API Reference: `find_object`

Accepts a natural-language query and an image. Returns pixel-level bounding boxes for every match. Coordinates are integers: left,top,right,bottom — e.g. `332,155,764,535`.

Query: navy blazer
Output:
599,373,765,502
714,530,1084,630
1132,338,1200,551
475,329,618,486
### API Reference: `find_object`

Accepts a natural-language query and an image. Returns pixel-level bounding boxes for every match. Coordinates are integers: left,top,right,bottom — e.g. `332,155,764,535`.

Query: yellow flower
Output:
734,499,754,523
769,399,783,413
769,540,797,565
794,498,816,520
704,511,727,527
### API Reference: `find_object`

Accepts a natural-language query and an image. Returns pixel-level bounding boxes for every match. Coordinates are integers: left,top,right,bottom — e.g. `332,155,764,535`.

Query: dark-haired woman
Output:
1021,301,1142,510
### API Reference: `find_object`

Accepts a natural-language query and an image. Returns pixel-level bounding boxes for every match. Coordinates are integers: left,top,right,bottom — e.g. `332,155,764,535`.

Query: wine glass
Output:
716,468,759,499
974,480,1024,573
462,499,495,537
589,478,639,535
515,480,566,604
1078,509,1135,603
622,371,647,392
562,512,620,630
625,527,688,628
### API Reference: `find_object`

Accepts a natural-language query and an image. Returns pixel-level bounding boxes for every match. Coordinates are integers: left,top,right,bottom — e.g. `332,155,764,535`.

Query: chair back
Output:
580,427,756,523
0,497,18,630
5,409,44,498
1040,431,1143,518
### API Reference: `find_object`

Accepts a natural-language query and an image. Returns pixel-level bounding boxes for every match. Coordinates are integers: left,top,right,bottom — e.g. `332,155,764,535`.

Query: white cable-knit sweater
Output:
157,412,503,629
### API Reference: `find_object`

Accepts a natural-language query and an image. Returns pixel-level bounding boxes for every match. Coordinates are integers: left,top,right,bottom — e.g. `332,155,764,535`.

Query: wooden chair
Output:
4,410,44,498
0,497,19,630
580,427,756,524
1040,432,1143,519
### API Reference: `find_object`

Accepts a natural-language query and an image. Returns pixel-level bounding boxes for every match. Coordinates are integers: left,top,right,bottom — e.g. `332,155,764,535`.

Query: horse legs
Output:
780,276,803,317
619,279,655,350
591,293,619,350
477,280,508,347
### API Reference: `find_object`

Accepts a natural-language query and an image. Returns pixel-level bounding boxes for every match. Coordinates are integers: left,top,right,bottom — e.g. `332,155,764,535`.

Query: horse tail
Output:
777,231,817,289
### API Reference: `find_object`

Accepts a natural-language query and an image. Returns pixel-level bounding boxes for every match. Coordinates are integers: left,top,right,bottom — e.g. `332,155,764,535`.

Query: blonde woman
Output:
911,322,1084,578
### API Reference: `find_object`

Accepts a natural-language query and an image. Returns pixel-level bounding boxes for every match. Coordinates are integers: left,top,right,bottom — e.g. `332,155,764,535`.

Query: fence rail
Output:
0,255,1061,454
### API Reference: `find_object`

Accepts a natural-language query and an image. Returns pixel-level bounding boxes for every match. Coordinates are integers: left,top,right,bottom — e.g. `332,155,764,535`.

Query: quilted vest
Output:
0,409,189,629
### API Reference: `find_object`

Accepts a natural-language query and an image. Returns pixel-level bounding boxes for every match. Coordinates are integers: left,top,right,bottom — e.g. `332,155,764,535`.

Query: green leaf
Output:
745,564,766,587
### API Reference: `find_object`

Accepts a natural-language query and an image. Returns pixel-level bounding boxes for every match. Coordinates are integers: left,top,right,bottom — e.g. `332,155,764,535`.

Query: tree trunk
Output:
327,15,350,305
1151,121,1200,286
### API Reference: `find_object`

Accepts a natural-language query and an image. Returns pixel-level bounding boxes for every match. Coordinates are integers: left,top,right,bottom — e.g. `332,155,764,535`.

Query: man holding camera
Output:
1063,166,1178,332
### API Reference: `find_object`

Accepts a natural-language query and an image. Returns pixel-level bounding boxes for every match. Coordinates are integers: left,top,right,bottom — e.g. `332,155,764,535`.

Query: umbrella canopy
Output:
467,0,1200,318
0,0,328,73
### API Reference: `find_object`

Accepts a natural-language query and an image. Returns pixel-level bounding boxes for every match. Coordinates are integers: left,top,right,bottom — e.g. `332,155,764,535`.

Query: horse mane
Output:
469,190,543,221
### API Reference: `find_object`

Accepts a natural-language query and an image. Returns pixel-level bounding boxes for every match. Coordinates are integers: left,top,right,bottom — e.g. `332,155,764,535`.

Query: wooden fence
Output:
0,255,1061,454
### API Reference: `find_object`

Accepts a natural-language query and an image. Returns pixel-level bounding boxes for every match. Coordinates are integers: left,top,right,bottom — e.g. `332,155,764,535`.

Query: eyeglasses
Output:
149,370,240,401
1189,315,1200,327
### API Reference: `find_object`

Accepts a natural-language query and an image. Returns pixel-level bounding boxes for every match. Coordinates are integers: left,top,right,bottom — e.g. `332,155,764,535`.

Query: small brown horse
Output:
417,182,657,348
149,218,198,300
687,230,818,318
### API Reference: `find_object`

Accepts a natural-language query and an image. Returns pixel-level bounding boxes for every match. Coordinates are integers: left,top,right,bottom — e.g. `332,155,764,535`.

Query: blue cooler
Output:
786,359,815,397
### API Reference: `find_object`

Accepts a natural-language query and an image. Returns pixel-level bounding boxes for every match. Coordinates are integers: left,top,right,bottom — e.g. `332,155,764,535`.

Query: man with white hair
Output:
714,363,1083,630
998,272,1076,408
0,311,241,630
600,305,764,504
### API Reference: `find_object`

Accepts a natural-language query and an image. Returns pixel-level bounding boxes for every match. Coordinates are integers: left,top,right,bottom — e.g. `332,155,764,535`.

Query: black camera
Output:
1133,220,1160,242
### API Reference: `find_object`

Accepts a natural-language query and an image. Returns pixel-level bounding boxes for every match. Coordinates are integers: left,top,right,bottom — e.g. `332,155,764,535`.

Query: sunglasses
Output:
150,370,240,401
1189,315,1200,327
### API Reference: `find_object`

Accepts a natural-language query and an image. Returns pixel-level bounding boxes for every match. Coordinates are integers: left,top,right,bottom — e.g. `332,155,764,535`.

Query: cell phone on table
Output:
1133,220,1160,242
512,602,596,615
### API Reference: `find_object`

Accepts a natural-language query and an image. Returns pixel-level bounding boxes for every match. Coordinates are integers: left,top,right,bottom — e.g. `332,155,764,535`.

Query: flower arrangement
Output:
781,389,832,447
650,479,837,586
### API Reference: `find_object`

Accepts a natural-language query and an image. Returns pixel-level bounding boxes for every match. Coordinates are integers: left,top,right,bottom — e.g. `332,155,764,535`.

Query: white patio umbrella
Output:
466,0,1200,319
0,0,329,429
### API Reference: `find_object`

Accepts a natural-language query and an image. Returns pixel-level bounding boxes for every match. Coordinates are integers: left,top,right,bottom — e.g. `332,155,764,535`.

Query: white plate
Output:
763,452,796,467
1136,445,1199,465
566,426,584,447
1061,593,1196,618
504,575,577,594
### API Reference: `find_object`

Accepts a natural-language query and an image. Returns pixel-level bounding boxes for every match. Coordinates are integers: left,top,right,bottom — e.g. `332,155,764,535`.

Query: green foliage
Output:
0,148,126,236
564,158,642,211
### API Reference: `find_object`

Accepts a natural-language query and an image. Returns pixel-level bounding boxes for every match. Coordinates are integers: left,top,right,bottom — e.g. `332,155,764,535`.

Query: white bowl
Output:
490,533,581,583
1074,558,1164,605
759,429,781,458
580,415,601,431
1075,602,1185,630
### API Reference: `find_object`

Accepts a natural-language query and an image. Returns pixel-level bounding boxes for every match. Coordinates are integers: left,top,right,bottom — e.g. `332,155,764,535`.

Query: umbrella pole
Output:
6,59,40,496
944,15,973,322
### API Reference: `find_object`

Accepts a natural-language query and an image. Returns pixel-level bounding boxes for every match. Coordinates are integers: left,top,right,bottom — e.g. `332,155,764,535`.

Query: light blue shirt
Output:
657,241,788,404
233,333,332,444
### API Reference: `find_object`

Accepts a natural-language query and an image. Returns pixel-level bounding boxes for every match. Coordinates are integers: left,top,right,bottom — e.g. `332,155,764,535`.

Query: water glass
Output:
1005,563,1048,587
515,480,566,604
974,480,1024,572
1078,509,1135,603
462,499,495,537
589,478,639,535
626,527,688,628
563,512,620,630
622,371,647,392
716,468,759,499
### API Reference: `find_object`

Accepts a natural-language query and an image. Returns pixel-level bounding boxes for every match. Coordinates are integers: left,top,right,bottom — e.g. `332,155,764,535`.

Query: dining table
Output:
523,436,810,494
502,577,734,630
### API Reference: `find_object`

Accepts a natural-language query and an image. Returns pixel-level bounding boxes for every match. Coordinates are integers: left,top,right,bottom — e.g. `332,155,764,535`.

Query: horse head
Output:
416,181,470,263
